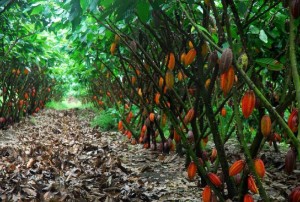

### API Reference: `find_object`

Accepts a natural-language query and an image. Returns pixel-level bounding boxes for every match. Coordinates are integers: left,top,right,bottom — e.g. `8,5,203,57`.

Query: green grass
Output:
91,108,119,131
46,99,93,110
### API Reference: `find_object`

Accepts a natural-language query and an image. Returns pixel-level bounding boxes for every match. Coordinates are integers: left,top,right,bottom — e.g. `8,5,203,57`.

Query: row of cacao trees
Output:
79,0,300,201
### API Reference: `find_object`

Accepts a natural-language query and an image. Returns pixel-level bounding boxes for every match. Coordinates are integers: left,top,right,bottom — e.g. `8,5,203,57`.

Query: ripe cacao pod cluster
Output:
241,90,256,118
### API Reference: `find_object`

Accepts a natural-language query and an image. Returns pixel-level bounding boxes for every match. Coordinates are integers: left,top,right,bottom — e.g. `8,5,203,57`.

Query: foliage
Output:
91,107,119,131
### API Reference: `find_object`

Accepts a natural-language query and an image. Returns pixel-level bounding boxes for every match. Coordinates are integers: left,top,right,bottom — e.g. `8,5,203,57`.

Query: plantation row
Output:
85,1,300,201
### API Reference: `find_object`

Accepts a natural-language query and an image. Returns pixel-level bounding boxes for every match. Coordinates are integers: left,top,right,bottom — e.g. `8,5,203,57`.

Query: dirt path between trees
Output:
0,108,201,202
0,108,299,201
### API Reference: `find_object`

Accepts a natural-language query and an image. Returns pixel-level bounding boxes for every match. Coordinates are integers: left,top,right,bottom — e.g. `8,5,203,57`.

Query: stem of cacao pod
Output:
236,61,300,160
289,11,300,142
233,86,270,202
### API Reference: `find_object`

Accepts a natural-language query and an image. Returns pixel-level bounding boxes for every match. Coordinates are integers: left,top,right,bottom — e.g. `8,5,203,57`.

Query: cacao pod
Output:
220,66,235,96
118,121,123,131
149,113,155,122
244,194,254,202
247,175,259,194
208,51,218,69
210,148,217,162
159,77,164,88
254,158,265,178
110,42,117,55
114,34,120,43
291,0,300,19
187,161,197,180
289,186,300,202
201,42,209,56
208,172,222,187
202,185,212,202
154,93,160,105
184,108,195,124
188,40,194,49
174,130,181,143
181,53,186,64
184,48,196,66
229,160,245,176
219,48,233,73
285,149,296,174
205,79,211,90
241,90,256,118
221,107,227,117
165,70,174,89
288,109,298,133
261,115,272,137
167,53,175,70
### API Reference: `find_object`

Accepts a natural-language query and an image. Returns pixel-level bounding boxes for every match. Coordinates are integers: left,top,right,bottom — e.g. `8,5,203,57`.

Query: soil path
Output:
0,108,299,202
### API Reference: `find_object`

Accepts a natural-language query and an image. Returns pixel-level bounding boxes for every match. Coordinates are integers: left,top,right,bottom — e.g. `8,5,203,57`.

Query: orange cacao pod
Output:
177,71,184,81
208,172,222,187
219,48,233,73
167,52,175,70
244,194,254,202
184,48,196,66
241,90,256,118
221,107,227,117
254,158,265,178
247,175,259,194
220,65,235,96
180,52,186,64
202,185,212,202
184,108,195,124
154,93,160,105
229,160,245,176
118,121,123,131
288,109,298,133
289,186,300,202
110,42,117,55
165,70,174,89
188,40,194,49
285,149,296,175
261,115,272,137
187,161,197,180
159,77,164,88
149,113,155,122
210,148,217,162
205,79,211,90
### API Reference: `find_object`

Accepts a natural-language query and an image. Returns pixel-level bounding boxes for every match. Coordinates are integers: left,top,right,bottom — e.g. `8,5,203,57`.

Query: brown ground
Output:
0,108,299,201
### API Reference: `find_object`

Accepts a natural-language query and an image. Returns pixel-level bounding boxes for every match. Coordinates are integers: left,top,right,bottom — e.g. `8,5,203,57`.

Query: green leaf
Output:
31,5,43,15
89,0,99,12
259,30,268,43
137,0,150,23
255,58,284,71
249,25,259,34
69,0,83,31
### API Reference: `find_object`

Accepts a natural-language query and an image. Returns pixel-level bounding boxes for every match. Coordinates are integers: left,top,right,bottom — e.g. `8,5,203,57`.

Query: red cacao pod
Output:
244,194,254,202
247,175,259,194
229,160,245,176
208,172,222,187
187,161,197,180
285,149,297,174
261,115,272,137
174,130,181,143
241,90,256,118
254,158,265,178
210,148,218,162
220,66,235,96
219,48,233,73
184,48,196,66
291,0,300,19
118,121,123,131
289,186,300,202
202,185,212,202
221,107,227,117
159,77,164,88
288,109,298,133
